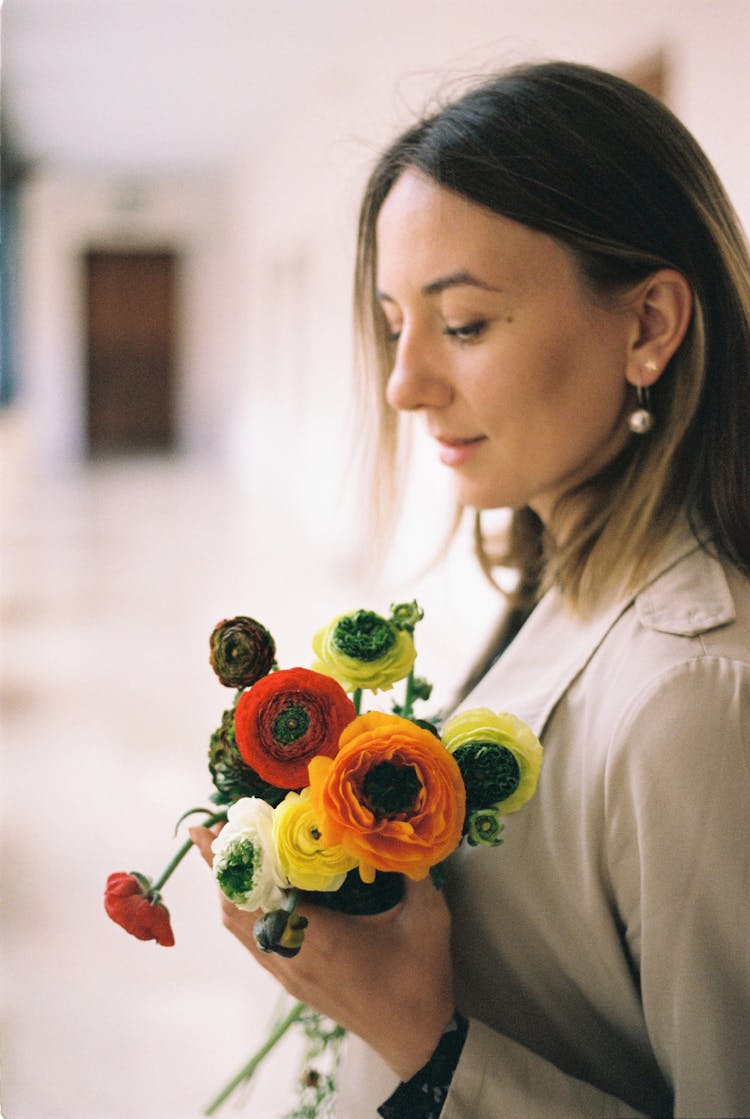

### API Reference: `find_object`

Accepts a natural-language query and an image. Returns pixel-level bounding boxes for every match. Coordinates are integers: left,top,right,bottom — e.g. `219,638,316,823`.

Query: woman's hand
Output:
190,824,455,1081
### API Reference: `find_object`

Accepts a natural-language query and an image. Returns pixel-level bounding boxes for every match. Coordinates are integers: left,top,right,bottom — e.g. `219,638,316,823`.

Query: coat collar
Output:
461,521,736,737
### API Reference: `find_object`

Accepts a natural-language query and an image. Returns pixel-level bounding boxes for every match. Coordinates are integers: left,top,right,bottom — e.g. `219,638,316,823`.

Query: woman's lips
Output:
435,435,486,467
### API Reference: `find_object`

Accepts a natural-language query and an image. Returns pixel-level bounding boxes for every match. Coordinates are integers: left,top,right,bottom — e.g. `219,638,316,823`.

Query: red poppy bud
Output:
104,872,175,947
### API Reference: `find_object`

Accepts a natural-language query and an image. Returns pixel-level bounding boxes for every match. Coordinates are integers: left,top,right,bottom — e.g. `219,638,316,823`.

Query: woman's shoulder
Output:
554,533,750,758
583,541,750,774
588,538,750,707
460,524,750,741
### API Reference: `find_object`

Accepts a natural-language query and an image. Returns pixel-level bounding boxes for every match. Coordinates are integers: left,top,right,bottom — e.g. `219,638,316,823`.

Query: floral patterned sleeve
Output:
377,1013,469,1119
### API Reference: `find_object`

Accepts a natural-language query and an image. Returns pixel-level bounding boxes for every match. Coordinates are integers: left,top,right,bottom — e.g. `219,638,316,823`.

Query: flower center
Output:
361,760,422,819
273,703,311,745
453,741,521,808
215,838,258,904
332,611,397,662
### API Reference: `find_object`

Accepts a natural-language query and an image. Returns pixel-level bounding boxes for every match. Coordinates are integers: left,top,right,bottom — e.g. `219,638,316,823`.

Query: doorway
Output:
84,249,178,456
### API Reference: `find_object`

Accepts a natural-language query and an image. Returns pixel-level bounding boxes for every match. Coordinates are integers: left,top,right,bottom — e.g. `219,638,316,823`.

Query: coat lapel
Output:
463,588,628,737
459,523,727,738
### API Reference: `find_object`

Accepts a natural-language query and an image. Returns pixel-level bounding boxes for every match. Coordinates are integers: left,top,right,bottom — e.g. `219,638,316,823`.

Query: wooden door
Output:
84,250,177,455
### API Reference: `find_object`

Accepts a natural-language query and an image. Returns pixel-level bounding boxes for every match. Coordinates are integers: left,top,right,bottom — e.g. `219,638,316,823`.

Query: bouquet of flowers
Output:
104,601,543,1115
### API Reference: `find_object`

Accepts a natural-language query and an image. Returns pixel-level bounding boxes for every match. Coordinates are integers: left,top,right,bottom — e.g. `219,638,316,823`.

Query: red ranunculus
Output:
234,667,356,789
104,872,175,947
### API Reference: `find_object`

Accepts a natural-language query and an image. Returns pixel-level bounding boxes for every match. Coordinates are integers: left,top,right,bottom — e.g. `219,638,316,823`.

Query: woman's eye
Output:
379,315,401,344
444,320,487,342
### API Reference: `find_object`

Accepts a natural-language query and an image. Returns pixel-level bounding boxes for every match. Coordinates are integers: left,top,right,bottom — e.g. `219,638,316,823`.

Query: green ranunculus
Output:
443,707,543,815
311,609,416,693
211,798,288,912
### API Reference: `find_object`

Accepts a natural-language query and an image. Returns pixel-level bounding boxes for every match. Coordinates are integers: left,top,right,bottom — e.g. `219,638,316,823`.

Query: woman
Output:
193,61,750,1117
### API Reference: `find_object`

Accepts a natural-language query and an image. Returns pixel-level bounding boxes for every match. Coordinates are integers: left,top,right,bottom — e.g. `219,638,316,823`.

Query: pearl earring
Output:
628,361,657,435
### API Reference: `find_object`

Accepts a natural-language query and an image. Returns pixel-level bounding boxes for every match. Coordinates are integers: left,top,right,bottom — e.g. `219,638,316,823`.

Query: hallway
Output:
0,455,373,1118
0,453,496,1118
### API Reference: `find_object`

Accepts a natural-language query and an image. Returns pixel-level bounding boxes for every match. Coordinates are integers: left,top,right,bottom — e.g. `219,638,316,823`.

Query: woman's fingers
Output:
189,824,222,866
189,841,454,1079
401,874,452,935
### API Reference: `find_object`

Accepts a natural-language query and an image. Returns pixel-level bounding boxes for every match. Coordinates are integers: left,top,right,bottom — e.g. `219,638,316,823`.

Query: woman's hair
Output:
354,60,750,610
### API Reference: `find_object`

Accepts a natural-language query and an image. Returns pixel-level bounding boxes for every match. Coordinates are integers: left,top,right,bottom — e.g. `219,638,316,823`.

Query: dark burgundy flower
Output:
209,616,276,689
104,872,175,947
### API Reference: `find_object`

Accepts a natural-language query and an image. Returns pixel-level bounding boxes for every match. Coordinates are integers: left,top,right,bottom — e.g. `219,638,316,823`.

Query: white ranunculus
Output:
211,797,289,912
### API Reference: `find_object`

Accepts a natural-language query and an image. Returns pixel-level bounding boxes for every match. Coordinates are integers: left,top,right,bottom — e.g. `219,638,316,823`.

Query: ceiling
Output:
6,1,735,187
1,0,368,177
4,0,665,183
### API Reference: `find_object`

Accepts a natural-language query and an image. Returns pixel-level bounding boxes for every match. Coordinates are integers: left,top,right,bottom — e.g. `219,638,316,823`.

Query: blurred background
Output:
1,2,749,1117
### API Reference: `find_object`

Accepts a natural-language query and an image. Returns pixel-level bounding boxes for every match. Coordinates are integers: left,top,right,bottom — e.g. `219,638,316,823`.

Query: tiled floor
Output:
0,450,498,1119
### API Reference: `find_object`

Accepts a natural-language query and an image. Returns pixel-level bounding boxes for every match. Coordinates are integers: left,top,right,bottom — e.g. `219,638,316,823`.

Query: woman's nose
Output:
385,330,453,413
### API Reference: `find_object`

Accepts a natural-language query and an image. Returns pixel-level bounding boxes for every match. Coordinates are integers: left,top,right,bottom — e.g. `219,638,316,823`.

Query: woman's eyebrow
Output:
422,270,502,296
376,270,502,303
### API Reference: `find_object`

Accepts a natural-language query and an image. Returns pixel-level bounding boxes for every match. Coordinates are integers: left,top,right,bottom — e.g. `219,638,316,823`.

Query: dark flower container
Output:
311,868,404,915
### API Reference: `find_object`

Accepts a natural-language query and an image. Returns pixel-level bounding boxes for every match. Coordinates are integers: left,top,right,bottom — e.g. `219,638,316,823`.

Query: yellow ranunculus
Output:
311,609,416,693
442,707,543,815
272,789,358,892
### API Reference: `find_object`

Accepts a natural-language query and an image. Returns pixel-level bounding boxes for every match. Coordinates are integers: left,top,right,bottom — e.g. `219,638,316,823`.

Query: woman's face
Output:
375,169,636,522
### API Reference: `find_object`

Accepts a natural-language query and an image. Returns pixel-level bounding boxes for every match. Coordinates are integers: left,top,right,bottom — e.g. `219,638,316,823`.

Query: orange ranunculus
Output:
308,711,465,883
234,667,356,789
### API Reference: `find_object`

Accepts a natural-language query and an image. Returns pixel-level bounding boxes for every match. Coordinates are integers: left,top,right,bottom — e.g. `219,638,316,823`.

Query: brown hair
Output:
354,60,750,610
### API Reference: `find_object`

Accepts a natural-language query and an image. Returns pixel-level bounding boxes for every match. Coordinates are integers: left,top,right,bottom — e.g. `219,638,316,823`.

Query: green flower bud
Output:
467,808,505,847
208,708,286,806
209,616,276,689
410,676,433,702
389,600,424,632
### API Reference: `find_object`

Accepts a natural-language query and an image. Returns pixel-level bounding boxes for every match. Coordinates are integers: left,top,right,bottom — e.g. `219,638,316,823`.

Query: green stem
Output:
151,810,227,894
401,670,416,721
204,1000,307,1115
352,687,362,715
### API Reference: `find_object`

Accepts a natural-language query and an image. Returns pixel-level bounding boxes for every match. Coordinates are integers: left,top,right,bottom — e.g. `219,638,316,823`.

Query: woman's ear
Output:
625,269,693,387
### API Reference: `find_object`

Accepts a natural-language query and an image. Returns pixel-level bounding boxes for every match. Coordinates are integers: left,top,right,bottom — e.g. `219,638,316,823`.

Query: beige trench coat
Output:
335,524,750,1118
